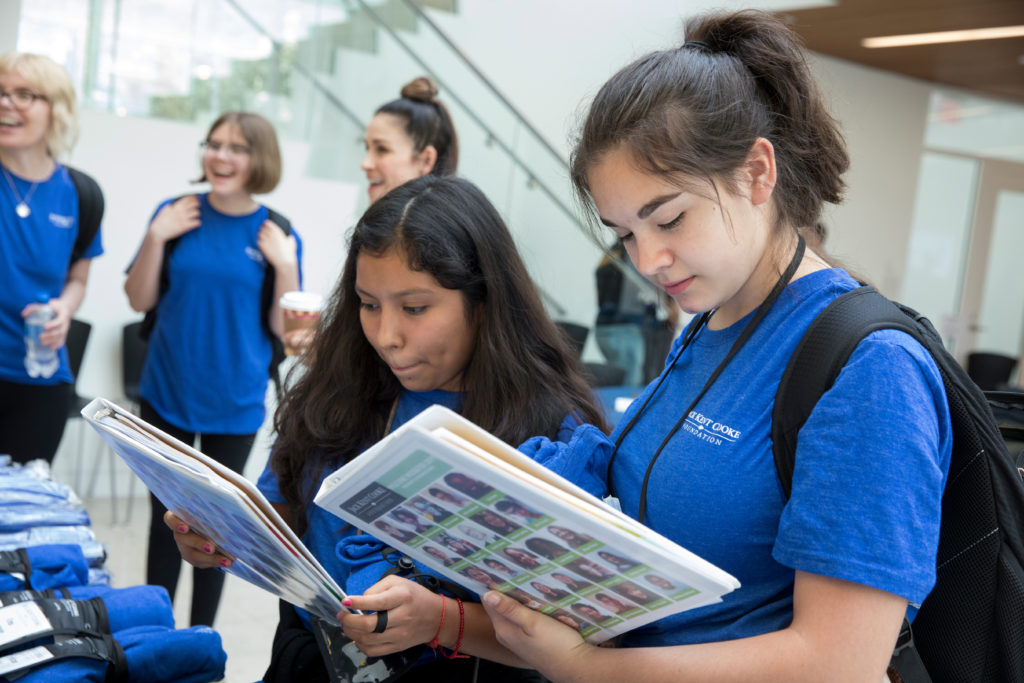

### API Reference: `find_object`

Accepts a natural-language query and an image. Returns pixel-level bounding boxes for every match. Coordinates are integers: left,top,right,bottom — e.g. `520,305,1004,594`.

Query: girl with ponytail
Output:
482,10,950,682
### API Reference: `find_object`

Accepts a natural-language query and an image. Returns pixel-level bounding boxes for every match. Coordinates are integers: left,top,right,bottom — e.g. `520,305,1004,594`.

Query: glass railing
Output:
18,0,665,338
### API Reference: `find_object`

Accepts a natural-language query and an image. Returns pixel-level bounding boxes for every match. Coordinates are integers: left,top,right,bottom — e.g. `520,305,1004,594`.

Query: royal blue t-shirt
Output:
0,164,104,385
137,194,302,433
523,268,952,648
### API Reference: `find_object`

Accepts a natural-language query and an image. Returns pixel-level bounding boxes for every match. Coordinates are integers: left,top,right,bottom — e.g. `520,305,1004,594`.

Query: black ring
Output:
372,609,388,634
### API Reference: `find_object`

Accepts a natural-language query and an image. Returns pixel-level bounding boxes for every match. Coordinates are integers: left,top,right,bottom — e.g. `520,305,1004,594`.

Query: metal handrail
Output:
350,0,595,247
401,0,568,169
223,0,660,305
223,0,366,132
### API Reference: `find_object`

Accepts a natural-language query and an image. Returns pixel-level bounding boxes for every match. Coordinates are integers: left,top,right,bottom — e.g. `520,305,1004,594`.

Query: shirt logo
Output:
684,411,741,445
49,213,75,228
245,246,265,264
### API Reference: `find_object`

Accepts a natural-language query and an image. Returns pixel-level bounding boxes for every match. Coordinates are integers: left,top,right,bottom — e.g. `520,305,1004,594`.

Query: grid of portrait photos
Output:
341,465,699,642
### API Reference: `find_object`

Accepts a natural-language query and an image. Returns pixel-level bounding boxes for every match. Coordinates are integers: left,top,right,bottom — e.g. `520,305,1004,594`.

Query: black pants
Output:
141,400,255,627
0,379,72,465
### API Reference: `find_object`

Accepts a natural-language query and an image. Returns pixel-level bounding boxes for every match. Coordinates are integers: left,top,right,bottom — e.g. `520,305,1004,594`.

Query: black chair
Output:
121,321,148,412
64,319,121,520
64,319,93,493
967,352,1018,391
583,361,627,388
117,320,149,523
555,321,589,359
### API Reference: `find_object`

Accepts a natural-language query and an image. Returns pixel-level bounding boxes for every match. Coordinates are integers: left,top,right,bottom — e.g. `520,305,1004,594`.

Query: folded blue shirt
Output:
0,544,88,591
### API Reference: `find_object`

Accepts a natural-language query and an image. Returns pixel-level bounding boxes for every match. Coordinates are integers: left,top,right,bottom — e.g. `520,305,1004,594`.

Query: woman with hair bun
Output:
0,52,104,465
483,9,951,682
284,76,459,355
363,75,459,204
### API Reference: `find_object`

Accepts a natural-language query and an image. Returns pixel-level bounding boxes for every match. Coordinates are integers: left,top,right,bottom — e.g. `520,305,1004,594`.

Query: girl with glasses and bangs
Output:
124,110,301,630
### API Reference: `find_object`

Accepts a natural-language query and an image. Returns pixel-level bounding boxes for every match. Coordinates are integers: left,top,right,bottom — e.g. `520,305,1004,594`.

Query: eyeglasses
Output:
199,140,251,157
0,87,47,111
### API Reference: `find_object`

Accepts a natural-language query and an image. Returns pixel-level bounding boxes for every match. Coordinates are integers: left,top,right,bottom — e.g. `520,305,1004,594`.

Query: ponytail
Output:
571,9,848,234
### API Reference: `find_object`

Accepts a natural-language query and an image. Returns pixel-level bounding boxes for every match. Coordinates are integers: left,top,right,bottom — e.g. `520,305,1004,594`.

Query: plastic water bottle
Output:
24,293,59,379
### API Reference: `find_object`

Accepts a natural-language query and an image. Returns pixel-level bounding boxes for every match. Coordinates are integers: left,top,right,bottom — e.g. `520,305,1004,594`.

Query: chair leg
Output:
107,442,119,525
123,472,137,525
74,418,87,496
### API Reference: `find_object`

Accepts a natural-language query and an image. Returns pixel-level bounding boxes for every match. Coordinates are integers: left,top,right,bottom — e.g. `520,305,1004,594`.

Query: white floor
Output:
85,494,279,683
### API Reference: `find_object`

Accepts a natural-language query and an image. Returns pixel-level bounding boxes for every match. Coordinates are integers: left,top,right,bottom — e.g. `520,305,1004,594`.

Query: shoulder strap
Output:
67,166,104,266
262,208,292,396
771,286,924,498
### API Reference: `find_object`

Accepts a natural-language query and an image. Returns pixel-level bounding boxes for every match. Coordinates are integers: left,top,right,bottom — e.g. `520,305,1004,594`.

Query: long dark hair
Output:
570,10,848,241
272,175,604,530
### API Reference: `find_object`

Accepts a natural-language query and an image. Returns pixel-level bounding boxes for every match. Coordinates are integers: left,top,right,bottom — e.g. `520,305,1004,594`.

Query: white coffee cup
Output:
279,291,324,356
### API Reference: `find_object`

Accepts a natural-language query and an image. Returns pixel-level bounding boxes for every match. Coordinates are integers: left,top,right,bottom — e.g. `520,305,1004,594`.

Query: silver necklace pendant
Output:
15,202,30,218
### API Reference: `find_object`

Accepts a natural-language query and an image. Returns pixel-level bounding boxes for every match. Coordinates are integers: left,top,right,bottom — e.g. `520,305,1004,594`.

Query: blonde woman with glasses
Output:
0,52,104,465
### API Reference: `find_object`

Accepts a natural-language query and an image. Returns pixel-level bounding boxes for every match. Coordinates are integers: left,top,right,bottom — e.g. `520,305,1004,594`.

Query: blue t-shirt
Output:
137,194,302,433
0,164,104,385
523,268,952,648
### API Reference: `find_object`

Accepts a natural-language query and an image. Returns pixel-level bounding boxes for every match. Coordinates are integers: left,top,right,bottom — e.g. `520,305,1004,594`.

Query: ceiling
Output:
773,0,1024,104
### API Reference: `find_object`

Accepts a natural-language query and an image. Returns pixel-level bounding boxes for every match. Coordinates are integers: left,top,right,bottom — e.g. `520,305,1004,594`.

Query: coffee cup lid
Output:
279,291,324,311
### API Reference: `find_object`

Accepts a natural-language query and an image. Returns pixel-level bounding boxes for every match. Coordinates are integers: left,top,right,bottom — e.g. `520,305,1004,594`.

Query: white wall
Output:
808,55,931,295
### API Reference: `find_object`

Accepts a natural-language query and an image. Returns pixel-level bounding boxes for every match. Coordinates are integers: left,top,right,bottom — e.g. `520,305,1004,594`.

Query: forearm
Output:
124,230,169,312
486,573,904,683
534,629,843,683
57,260,91,316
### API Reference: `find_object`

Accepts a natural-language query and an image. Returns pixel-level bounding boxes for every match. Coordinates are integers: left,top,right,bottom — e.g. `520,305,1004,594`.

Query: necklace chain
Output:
2,165,40,218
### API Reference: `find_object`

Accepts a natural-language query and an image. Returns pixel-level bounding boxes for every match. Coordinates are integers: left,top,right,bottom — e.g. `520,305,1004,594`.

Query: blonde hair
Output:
196,111,282,194
0,52,78,158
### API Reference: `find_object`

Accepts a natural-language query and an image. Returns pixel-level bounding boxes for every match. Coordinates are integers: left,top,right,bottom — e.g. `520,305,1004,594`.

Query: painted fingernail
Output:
220,558,229,567
203,544,212,553
178,524,187,533
342,598,352,607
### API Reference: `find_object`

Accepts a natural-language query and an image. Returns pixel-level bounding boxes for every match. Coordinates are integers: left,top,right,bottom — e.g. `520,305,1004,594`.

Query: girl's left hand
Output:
337,575,445,656
482,590,591,680
22,298,71,350
257,219,298,270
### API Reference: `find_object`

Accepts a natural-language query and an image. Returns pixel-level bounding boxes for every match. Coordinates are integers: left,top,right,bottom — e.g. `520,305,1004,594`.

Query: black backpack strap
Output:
771,286,921,497
772,286,941,682
67,166,105,266
263,208,292,397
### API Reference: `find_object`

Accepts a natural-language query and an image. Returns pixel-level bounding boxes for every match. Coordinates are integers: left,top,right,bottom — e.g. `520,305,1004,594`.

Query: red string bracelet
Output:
442,596,470,659
427,594,446,652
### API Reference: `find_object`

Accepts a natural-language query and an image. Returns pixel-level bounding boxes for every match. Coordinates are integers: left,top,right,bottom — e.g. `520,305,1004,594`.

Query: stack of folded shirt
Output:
0,458,109,585
0,584,226,682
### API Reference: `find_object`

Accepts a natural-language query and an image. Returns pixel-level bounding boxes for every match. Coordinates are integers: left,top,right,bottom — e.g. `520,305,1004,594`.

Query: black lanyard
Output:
607,236,806,524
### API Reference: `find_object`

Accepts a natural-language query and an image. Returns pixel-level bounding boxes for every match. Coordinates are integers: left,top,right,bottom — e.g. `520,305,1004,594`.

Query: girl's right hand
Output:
163,510,233,569
149,195,202,243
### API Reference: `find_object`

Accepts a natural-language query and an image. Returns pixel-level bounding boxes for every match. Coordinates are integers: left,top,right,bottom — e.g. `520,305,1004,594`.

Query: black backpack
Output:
137,198,292,396
772,285,1024,682
67,166,104,267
